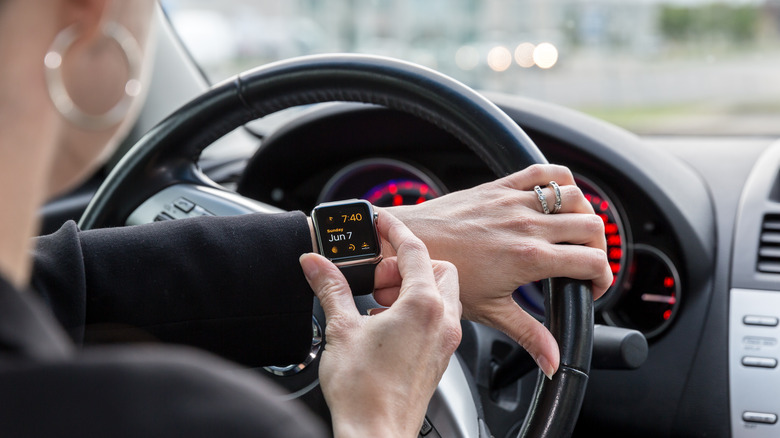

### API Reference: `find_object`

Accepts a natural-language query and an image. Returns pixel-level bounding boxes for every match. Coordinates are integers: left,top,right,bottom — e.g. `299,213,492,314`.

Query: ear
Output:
58,0,110,39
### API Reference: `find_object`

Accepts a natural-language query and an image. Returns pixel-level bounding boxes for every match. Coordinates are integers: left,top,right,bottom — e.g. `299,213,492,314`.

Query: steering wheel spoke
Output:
125,184,283,226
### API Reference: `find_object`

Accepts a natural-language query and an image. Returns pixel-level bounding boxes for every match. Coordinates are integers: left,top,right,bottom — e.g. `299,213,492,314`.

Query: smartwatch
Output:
311,199,382,295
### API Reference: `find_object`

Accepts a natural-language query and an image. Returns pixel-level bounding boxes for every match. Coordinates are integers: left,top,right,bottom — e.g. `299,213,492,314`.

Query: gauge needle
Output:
641,293,677,305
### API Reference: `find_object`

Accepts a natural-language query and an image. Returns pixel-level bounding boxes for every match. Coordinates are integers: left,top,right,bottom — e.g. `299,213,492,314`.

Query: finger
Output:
374,286,401,307
377,211,436,291
538,214,607,252
487,301,560,379
373,256,403,306
374,257,402,290
526,184,594,215
515,244,612,299
500,164,576,191
432,260,462,320
299,253,360,323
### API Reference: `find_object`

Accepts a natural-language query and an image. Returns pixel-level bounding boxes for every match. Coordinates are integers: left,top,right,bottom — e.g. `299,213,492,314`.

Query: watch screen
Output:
314,201,379,262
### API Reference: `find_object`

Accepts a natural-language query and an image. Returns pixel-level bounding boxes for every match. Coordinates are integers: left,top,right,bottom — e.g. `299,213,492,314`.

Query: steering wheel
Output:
79,54,593,438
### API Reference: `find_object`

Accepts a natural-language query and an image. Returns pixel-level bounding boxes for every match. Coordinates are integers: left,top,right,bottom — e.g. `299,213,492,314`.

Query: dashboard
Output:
237,101,690,344
231,96,730,437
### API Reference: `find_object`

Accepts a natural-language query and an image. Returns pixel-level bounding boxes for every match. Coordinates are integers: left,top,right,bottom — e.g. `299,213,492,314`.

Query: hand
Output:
299,212,462,438
383,164,612,379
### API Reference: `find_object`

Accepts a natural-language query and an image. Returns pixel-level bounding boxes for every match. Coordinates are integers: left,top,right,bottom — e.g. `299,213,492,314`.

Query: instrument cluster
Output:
318,158,681,339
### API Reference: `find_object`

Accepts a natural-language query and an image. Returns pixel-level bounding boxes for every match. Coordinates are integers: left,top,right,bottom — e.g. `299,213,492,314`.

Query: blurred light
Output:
487,46,512,72
533,42,559,69
455,45,480,71
514,42,536,68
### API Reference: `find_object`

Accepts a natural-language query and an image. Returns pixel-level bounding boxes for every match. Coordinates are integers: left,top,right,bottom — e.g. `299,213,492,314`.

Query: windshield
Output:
161,0,780,136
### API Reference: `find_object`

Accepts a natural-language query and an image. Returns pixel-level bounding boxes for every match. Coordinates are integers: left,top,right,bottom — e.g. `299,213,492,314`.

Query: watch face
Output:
313,200,380,263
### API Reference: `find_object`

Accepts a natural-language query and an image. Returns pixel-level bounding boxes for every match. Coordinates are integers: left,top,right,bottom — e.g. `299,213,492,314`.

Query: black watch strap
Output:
338,263,376,296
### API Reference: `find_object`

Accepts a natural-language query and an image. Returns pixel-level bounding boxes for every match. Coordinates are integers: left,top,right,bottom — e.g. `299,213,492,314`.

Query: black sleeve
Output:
31,212,315,367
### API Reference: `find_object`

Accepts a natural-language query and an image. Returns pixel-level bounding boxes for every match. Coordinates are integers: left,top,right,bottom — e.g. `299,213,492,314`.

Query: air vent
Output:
758,214,780,273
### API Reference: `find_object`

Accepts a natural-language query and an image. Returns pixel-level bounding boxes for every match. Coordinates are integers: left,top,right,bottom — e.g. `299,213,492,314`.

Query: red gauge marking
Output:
365,179,439,207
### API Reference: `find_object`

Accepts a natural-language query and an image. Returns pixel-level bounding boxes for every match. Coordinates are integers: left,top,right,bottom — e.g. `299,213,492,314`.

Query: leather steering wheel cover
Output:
78,54,592,438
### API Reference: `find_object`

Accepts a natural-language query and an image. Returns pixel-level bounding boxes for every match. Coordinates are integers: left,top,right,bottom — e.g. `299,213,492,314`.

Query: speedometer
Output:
318,158,446,205
365,180,439,206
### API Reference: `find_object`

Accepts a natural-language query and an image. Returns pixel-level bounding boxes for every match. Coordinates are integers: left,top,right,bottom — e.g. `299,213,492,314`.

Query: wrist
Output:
330,412,423,438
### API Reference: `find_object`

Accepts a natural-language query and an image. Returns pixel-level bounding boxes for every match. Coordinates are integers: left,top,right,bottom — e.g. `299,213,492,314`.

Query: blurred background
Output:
161,0,780,136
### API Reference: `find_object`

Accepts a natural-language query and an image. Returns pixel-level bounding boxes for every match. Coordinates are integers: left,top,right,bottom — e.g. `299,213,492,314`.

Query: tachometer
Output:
577,175,629,296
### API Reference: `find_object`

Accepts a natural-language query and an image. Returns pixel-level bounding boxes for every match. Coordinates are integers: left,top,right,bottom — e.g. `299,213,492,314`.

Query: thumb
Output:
491,303,560,380
299,253,360,323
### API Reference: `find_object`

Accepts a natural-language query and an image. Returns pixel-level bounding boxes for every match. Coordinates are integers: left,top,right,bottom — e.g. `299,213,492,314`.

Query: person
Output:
0,0,611,436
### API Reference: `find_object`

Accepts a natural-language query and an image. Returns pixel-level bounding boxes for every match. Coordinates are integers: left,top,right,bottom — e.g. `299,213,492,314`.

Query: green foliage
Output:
659,3,759,43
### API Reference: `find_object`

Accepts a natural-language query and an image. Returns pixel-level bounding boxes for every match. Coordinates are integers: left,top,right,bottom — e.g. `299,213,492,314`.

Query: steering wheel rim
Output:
79,54,593,438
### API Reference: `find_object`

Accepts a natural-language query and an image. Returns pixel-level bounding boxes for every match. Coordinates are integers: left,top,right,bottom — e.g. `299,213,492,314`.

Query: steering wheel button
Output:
419,417,433,436
173,198,195,213
744,315,779,327
742,356,778,369
153,212,174,222
189,206,214,217
743,412,778,425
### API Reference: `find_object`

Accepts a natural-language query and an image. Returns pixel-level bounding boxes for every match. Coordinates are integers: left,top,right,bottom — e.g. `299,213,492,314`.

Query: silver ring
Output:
549,181,562,213
534,185,550,214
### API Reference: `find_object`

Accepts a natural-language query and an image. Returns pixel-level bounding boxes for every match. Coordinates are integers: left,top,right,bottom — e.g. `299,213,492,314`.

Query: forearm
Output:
33,212,315,366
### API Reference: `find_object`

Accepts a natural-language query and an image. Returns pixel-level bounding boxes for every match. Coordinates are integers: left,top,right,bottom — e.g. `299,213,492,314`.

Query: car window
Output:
161,0,780,136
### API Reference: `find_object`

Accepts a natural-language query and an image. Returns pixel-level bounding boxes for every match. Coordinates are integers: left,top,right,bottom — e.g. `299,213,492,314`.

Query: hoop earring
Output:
44,22,143,131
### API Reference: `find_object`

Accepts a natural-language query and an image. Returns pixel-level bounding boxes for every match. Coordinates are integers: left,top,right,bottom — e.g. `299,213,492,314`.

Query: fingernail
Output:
536,355,556,380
